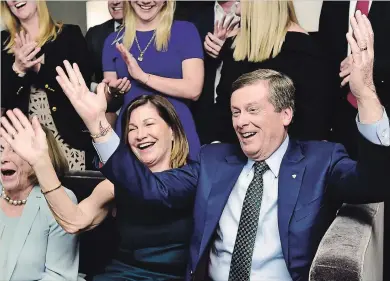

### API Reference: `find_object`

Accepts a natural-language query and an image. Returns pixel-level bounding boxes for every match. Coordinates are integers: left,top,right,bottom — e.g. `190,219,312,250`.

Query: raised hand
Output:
214,14,240,41
339,55,353,87
102,77,131,95
347,10,375,99
0,109,48,167
56,60,108,134
12,30,42,74
204,15,240,58
116,43,148,83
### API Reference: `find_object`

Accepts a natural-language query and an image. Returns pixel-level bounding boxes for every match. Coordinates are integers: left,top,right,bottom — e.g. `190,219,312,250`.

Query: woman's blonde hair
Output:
121,0,175,51
233,0,298,62
1,0,63,53
122,95,189,169
29,126,69,185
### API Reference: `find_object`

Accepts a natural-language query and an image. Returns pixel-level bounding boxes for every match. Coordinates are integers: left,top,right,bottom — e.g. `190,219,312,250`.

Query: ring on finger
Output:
119,90,125,94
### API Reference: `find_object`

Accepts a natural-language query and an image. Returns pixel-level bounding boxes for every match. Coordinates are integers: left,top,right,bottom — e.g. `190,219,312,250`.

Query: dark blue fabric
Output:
101,134,389,281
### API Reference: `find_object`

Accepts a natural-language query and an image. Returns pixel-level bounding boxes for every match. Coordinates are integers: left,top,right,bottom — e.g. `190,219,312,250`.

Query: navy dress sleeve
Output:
177,21,204,61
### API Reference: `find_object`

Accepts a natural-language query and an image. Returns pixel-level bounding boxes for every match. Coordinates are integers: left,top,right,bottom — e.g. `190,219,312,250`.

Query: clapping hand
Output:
204,14,240,58
55,60,108,135
347,10,375,100
12,30,43,74
116,43,148,83
0,109,48,167
102,76,131,96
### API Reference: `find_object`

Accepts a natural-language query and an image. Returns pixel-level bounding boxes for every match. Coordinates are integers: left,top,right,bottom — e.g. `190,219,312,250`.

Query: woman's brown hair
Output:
122,95,189,169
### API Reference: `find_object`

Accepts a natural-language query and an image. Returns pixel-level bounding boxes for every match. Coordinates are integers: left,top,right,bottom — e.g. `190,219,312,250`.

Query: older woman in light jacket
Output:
0,119,79,281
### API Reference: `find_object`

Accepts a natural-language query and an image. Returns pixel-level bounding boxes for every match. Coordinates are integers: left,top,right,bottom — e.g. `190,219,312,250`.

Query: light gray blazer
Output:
1,186,80,281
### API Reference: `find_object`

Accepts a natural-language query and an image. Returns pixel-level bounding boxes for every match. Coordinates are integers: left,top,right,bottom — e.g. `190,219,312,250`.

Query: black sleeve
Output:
40,25,92,87
286,41,339,141
1,31,38,111
85,26,100,84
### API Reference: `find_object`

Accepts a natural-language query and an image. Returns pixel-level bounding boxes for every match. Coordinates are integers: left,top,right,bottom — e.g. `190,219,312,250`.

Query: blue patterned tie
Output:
228,161,269,281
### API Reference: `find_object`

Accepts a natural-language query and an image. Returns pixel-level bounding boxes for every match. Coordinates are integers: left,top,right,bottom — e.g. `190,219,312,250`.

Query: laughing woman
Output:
102,0,204,160
1,93,194,280
1,0,93,170
0,123,79,280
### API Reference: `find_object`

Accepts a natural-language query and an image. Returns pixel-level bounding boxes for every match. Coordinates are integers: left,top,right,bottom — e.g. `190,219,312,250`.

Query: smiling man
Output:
55,11,390,281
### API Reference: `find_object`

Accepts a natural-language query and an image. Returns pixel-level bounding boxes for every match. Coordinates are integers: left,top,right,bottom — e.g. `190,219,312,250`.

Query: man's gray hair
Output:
232,69,295,115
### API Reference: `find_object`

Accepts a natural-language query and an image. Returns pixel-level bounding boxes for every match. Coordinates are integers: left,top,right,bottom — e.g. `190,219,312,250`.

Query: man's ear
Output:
281,107,293,127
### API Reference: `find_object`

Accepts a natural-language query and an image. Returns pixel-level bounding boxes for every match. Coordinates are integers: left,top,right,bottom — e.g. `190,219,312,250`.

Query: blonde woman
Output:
102,0,204,160
2,92,193,280
1,0,93,170
211,0,338,143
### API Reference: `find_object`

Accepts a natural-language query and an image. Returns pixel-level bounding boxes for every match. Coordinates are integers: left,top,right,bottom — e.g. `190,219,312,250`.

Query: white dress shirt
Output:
347,1,373,55
209,136,292,281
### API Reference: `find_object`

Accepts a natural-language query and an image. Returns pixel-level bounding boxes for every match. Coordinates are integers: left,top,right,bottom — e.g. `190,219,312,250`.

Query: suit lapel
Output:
6,187,41,280
277,140,306,264
198,153,246,263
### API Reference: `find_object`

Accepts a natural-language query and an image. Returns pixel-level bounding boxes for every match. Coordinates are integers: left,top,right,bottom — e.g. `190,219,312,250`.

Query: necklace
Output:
1,189,27,205
134,31,156,62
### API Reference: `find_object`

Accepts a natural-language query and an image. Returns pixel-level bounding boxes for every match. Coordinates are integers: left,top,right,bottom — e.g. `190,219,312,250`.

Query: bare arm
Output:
33,155,114,234
141,58,204,101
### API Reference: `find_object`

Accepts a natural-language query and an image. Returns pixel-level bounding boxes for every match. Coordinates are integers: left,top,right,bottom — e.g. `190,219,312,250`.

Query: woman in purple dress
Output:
102,0,204,159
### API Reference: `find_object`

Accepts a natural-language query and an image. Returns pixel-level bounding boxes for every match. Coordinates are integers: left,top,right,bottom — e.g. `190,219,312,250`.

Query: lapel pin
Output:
292,174,297,179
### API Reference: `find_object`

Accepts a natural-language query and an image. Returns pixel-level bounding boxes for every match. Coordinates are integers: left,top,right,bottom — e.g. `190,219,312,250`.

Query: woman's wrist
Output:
139,72,150,85
32,153,52,172
87,115,110,136
12,62,26,77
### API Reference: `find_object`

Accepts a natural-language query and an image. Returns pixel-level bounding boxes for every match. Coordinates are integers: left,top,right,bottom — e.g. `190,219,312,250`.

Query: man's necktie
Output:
228,161,269,281
347,1,370,108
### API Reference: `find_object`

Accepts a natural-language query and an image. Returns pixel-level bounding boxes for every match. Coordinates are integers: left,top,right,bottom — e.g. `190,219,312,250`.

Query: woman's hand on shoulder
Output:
0,109,49,167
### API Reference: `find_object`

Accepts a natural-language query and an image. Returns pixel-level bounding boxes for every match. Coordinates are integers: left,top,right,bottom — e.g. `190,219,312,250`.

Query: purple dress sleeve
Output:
102,32,120,72
178,22,204,61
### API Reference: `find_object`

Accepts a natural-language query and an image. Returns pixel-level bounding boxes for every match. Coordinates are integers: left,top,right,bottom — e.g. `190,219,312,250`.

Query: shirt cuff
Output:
92,133,120,164
356,108,390,146
90,82,98,93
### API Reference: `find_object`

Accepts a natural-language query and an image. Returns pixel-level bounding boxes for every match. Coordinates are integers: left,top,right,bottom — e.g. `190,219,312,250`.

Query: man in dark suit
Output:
85,0,124,123
56,13,389,281
316,1,390,160
85,0,123,87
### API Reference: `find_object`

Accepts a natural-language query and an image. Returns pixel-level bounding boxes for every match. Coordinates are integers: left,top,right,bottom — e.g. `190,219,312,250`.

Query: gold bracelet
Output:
42,183,62,195
90,123,112,139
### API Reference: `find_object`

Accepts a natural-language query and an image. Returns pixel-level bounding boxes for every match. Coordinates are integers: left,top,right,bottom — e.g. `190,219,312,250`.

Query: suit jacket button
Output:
52,106,57,112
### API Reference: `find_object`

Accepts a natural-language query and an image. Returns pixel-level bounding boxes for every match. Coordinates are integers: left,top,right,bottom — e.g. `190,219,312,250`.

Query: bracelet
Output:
12,63,26,77
144,74,151,85
90,122,112,139
42,183,62,195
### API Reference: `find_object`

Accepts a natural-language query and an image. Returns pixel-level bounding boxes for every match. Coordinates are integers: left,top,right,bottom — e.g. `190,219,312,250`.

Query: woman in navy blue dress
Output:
3,93,194,280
